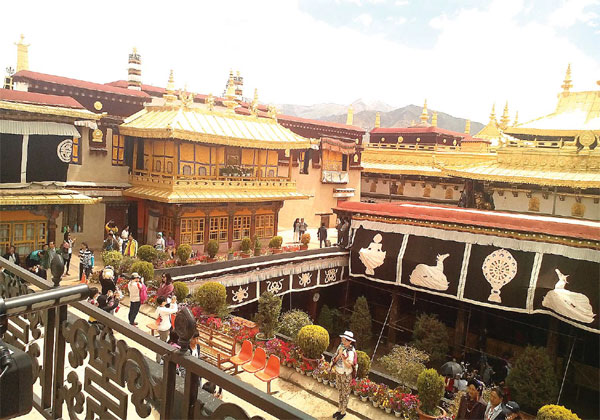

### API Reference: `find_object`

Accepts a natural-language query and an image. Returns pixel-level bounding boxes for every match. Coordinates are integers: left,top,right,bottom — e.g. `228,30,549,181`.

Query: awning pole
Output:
371,297,393,364
557,335,576,404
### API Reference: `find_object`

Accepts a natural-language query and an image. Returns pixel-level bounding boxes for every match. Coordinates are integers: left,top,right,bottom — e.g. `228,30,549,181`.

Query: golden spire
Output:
561,63,572,95
513,111,519,127
164,70,177,103
489,104,497,124
223,73,238,110
15,34,30,72
375,111,381,128
499,101,510,130
465,119,471,134
431,111,438,127
420,99,429,124
250,88,259,115
346,105,354,126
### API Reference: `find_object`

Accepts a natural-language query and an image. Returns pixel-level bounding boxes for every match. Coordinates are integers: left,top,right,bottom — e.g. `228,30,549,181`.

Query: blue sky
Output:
0,0,599,123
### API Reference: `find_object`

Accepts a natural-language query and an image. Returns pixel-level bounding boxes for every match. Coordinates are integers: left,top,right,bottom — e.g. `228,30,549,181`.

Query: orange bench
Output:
242,347,266,374
255,355,280,394
230,340,253,375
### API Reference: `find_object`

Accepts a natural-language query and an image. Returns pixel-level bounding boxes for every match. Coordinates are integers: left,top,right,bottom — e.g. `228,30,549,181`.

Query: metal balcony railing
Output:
0,257,311,420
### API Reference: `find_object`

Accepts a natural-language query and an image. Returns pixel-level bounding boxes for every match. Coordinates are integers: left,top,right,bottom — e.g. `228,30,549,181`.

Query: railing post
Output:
51,304,67,419
41,307,56,412
160,357,177,419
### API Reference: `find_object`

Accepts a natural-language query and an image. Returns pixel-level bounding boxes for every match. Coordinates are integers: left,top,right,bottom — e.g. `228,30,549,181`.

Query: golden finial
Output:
164,70,177,103
513,111,519,127
206,93,215,111
346,105,354,126
223,73,238,110
133,47,137,55
250,88,259,116
561,63,572,95
499,101,510,130
420,99,429,124
465,120,471,134
489,104,497,123
431,111,438,127
15,34,30,72
179,84,194,108
375,111,381,128
267,104,278,119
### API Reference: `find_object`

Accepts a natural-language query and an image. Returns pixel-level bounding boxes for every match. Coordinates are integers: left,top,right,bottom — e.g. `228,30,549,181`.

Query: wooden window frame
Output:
180,217,205,245
255,214,274,239
112,134,125,166
233,215,250,241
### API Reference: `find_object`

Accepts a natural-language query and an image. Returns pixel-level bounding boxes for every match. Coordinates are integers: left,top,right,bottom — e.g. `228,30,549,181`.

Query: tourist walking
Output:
99,266,117,295
155,295,178,362
456,379,486,420
125,233,138,257
97,291,120,314
63,233,75,276
339,218,350,248
127,273,143,326
157,273,174,298
484,387,506,420
293,218,300,242
155,232,166,252
121,226,129,254
331,330,356,420
317,223,328,248
298,218,307,240
3,245,20,265
79,242,93,282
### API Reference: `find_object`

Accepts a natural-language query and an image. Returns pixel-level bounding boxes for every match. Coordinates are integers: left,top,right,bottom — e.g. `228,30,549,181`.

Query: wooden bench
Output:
196,325,237,371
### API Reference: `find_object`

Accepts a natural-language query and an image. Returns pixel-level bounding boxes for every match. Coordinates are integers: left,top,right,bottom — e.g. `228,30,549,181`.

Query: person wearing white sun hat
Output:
330,330,356,420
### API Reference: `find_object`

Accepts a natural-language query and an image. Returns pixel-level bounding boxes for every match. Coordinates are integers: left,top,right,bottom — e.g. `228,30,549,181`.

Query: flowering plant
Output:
265,338,284,356
373,383,389,404
357,378,373,398
393,392,419,417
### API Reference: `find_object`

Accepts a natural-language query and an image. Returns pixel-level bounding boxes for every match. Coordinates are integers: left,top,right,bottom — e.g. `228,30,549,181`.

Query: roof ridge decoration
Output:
164,70,177,103
223,73,238,111
465,119,471,134
561,63,573,96
346,105,354,126
250,88,259,116
513,111,519,127
375,111,381,128
15,34,29,72
432,111,438,127
420,99,429,124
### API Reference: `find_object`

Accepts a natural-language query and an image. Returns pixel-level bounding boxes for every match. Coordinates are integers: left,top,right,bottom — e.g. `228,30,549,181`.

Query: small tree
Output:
119,256,136,275
131,261,154,283
205,240,219,259
537,405,581,420
173,281,189,301
192,282,228,317
269,236,283,249
300,233,311,246
256,291,282,339
417,368,445,416
411,313,449,368
102,250,123,270
279,309,312,341
356,350,371,379
379,345,429,388
349,296,372,352
297,325,329,359
137,245,158,263
176,244,192,264
253,236,262,255
506,346,559,413
240,237,252,253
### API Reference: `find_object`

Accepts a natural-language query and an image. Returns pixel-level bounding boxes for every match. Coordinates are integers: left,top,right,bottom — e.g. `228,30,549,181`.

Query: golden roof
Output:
120,100,311,150
0,100,101,120
0,188,98,205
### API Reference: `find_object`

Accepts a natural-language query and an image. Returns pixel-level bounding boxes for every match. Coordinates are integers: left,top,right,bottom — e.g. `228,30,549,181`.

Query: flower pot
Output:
317,377,322,383
271,248,283,254
394,411,401,418
329,381,335,388
227,253,234,261
353,390,358,396
300,370,305,375
360,396,368,402
417,404,447,420
323,379,329,385
385,408,392,414
295,367,301,373
300,244,308,250
372,401,379,408
241,252,251,258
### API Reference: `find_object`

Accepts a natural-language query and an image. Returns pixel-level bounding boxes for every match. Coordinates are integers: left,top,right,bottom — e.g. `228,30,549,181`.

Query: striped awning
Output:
0,189,98,205
0,120,81,137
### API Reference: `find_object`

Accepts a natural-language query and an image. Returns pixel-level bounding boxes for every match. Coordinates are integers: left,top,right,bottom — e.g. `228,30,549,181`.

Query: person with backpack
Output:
330,330,356,420
155,295,178,363
127,273,144,326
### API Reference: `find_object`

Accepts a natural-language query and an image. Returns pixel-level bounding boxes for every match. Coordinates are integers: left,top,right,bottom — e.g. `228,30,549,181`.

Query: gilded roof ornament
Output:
250,88,259,116
561,63,573,95
499,101,510,130
375,111,381,128
206,93,215,111
465,119,471,134
489,104,497,124
179,85,194,108
420,99,429,124
346,105,354,126
513,111,519,127
223,74,238,110
15,34,30,72
267,104,278,119
431,111,438,127
164,70,177,103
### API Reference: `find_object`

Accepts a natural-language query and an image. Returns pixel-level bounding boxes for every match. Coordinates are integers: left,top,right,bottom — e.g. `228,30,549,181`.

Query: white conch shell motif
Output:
232,286,249,303
359,233,386,275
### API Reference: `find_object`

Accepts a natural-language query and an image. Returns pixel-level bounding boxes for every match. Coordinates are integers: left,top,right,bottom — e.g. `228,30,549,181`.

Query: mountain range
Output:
279,98,484,134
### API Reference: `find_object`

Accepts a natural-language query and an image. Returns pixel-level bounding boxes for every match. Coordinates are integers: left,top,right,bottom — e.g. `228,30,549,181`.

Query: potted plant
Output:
205,239,219,262
537,405,581,420
300,233,310,250
240,237,252,258
253,236,262,256
416,369,446,419
297,325,329,371
176,244,192,265
278,309,313,342
269,235,283,254
192,281,229,318
256,291,282,340
357,378,371,402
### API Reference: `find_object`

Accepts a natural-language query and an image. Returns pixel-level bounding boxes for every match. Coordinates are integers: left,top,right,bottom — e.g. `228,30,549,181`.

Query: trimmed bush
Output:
205,240,219,259
417,368,445,416
269,236,283,249
137,245,157,263
356,350,370,379
256,291,282,339
192,282,228,316
297,325,330,359
176,244,192,264
156,250,169,265
537,405,581,420
349,296,372,352
300,233,311,245
506,346,558,413
131,261,154,283
173,281,189,301
119,256,136,275
411,313,448,368
279,309,312,341
101,250,123,270
241,237,252,253
379,345,429,388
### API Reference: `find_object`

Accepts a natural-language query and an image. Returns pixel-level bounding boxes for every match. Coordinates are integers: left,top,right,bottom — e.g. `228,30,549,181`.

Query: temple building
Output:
119,72,311,251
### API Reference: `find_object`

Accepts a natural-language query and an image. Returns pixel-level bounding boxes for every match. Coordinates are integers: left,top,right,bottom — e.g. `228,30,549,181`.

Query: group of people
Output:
456,382,521,420
103,221,139,257
292,218,308,243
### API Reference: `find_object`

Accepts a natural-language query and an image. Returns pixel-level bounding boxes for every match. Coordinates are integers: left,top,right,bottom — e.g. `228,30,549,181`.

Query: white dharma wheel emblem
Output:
57,139,73,163
482,249,517,303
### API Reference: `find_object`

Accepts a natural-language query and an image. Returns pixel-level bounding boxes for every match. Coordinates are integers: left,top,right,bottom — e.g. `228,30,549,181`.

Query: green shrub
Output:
297,325,330,359
192,282,228,316
317,305,333,333
301,233,311,245
176,244,192,264
379,345,429,388
506,346,558,413
279,309,312,341
349,296,372,352
119,256,136,275
417,368,445,416
156,250,169,264
256,291,282,339
173,281,189,301
356,350,370,379
537,405,581,420
269,236,283,249
131,261,154,283
137,245,157,263
101,250,123,270
206,240,219,258
241,237,252,253
411,313,448,368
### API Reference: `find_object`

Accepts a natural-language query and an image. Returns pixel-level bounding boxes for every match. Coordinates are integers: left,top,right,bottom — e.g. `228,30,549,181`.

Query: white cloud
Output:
548,0,599,28
0,0,598,124
386,16,407,25
354,13,373,26
395,0,409,5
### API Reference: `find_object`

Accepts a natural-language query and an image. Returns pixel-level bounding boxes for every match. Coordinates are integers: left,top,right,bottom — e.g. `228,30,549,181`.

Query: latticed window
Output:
255,214,274,239
180,218,205,245
233,216,250,241
112,134,125,166
158,216,173,238
209,216,228,243
0,223,10,254
7,221,46,257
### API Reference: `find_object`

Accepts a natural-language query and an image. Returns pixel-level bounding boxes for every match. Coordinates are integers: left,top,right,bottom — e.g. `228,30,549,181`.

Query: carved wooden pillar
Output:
173,205,184,250
250,207,257,239
227,204,235,250
287,150,293,181
256,150,262,179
